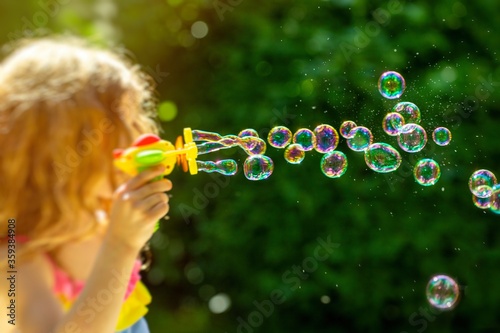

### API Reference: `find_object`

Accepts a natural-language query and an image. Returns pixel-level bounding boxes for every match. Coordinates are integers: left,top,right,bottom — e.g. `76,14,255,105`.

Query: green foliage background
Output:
2,0,500,332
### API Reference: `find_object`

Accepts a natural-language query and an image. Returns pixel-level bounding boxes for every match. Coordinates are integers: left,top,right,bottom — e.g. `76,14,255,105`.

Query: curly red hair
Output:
0,36,161,260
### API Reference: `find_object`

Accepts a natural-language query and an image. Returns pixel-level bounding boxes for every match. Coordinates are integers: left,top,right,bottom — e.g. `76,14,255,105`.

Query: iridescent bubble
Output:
243,155,274,181
197,160,237,176
346,126,373,152
378,71,406,99
392,102,421,124
473,194,491,209
364,143,402,173
489,185,500,214
339,120,357,139
426,275,460,310
293,128,316,151
284,143,305,164
313,124,339,153
247,138,267,155
432,127,452,146
238,128,259,138
414,159,441,186
469,169,497,198
397,124,427,153
320,151,347,178
267,126,292,149
399,123,418,134
382,112,405,136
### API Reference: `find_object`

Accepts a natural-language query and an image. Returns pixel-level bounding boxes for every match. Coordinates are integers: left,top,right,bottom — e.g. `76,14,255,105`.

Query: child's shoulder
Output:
0,243,61,332
0,242,54,289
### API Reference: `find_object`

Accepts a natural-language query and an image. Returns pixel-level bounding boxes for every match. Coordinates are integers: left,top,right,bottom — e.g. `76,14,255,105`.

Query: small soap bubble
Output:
268,126,292,149
346,126,373,152
320,151,348,178
243,155,274,180
414,159,441,186
489,184,500,214
392,102,421,124
397,124,427,153
247,138,267,155
378,71,406,99
426,275,460,310
473,194,491,209
284,143,305,164
238,128,259,138
293,128,316,151
398,123,418,134
432,127,452,146
364,143,402,173
313,124,339,153
382,112,405,136
469,169,497,198
339,120,357,139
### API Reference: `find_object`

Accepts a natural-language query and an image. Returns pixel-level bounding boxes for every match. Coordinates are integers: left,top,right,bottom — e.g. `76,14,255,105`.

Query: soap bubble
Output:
284,143,305,164
426,275,460,310
339,120,357,139
382,112,405,136
268,126,292,149
243,155,273,180
313,124,339,153
244,137,266,155
489,184,500,214
346,126,373,152
399,123,418,134
378,71,406,99
414,159,441,186
238,128,259,138
364,143,402,173
397,124,427,153
392,102,421,124
320,151,348,178
293,128,316,151
469,169,497,198
432,127,452,146
473,194,491,209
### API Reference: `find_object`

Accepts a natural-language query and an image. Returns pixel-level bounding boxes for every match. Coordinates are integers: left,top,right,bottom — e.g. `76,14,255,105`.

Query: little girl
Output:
0,37,172,333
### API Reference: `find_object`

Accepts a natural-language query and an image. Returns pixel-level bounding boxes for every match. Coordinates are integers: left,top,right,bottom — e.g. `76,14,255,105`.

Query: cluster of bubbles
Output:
191,129,275,181
469,169,500,214
268,124,347,178
193,71,453,186
426,275,460,310
193,72,480,309
377,72,452,186
232,71,453,184
338,121,401,173
382,103,452,152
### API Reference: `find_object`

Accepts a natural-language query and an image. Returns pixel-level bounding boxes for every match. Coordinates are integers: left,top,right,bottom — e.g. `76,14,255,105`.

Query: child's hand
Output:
106,164,172,252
